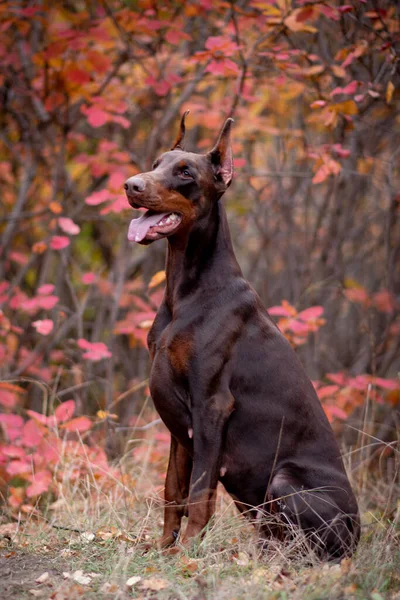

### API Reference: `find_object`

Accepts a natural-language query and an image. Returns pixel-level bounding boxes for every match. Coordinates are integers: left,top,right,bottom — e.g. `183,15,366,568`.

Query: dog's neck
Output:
165,200,241,309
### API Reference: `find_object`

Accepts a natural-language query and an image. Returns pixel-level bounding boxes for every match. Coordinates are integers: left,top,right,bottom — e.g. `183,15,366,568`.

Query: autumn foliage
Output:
0,0,399,511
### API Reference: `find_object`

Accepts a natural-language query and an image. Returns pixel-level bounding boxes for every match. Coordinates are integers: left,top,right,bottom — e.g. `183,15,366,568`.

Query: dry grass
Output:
1,416,400,600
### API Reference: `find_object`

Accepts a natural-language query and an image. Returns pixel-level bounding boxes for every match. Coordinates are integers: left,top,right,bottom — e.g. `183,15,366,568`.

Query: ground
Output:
1,420,399,599
1,487,399,600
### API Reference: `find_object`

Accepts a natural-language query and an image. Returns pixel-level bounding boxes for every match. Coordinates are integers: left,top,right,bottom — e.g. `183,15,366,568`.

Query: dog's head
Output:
124,113,234,244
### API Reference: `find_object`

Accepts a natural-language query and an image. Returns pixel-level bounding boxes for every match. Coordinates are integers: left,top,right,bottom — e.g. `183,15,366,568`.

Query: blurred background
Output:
0,0,399,464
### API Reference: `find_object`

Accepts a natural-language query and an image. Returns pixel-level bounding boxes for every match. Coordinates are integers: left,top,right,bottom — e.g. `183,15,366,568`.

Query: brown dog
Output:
124,114,360,559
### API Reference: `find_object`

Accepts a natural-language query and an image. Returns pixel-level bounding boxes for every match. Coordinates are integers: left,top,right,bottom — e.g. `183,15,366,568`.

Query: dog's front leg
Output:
182,390,234,543
160,435,192,548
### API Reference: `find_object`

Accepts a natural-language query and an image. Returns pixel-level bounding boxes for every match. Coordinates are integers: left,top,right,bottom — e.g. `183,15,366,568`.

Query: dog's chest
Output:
149,323,194,438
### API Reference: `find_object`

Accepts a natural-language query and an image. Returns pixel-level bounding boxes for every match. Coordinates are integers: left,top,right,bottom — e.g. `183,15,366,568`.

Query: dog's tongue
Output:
128,212,169,242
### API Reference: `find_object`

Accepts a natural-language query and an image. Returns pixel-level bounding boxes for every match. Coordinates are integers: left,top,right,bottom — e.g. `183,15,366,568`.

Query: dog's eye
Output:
180,168,192,179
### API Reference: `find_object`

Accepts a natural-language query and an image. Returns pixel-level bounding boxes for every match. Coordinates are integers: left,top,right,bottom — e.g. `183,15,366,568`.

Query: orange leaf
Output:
49,201,63,214
149,270,166,289
60,416,92,433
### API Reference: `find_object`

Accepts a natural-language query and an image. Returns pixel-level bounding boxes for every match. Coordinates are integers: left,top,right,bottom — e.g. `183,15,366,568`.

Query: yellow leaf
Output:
148,270,166,289
330,100,357,115
386,81,394,104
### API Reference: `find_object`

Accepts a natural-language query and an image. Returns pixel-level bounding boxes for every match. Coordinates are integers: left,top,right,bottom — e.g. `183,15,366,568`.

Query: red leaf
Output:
22,419,43,448
86,50,111,74
0,390,19,408
312,164,329,184
324,405,348,421
26,410,49,425
326,372,347,386
86,189,109,205
37,295,59,310
58,217,80,235
342,81,358,95
344,288,369,304
332,144,351,158
165,29,191,45
205,59,239,76
373,378,399,390
50,236,70,250
82,272,96,284
77,339,112,361
26,470,52,498
373,290,396,313
317,385,339,399
60,416,92,433
84,106,109,127
0,414,24,441
37,284,55,295
108,172,126,191
55,400,75,423
65,66,91,85
287,319,309,334
296,7,314,22
204,36,238,55
331,80,358,97
7,460,31,475
268,306,292,317
297,306,324,321
112,115,130,128
32,319,54,335
145,77,170,97
338,5,353,13
1,445,26,459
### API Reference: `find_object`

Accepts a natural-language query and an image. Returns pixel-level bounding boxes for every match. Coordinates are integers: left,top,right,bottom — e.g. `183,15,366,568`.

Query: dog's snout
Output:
124,176,146,194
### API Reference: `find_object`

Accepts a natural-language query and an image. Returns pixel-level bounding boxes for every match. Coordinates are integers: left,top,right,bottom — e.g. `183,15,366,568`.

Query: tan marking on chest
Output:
168,332,193,374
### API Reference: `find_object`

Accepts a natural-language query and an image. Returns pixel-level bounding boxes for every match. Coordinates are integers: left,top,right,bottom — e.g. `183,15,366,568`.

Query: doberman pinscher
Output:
124,114,360,560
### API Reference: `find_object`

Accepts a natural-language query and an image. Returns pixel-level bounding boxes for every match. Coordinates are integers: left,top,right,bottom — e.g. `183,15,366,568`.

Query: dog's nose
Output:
124,176,146,194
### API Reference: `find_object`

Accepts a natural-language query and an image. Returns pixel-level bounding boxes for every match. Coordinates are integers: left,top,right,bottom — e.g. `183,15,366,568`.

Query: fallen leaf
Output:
72,570,92,585
96,526,120,541
141,577,169,591
101,582,120,593
233,551,250,566
0,523,18,537
80,531,95,543
126,575,142,587
180,556,198,574
340,557,352,574
36,572,49,583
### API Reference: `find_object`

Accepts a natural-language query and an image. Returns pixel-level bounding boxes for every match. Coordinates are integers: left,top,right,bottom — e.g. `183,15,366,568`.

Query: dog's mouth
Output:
127,210,183,242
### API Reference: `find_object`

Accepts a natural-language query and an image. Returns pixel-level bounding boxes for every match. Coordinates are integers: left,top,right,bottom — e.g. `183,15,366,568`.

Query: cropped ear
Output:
171,110,190,151
208,118,234,188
